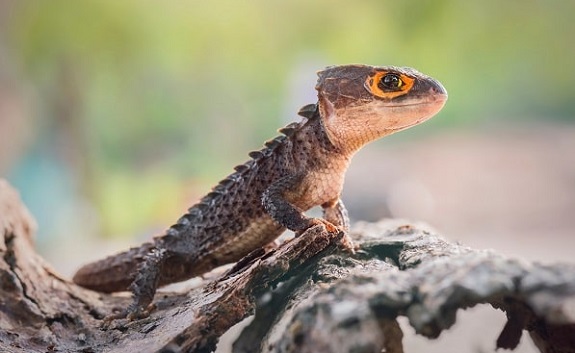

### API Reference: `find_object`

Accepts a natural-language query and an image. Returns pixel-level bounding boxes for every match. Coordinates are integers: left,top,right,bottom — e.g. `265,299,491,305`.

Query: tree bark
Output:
1,179,574,353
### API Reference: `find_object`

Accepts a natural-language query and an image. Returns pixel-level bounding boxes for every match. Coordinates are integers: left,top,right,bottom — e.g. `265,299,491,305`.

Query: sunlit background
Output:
1,1,574,351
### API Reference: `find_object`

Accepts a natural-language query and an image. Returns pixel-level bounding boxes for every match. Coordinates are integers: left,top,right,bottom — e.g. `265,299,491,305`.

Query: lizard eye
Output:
367,71,415,99
379,73,403,91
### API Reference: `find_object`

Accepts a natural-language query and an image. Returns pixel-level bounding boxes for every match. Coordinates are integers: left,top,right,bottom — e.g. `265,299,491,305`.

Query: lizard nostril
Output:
429,79,448,96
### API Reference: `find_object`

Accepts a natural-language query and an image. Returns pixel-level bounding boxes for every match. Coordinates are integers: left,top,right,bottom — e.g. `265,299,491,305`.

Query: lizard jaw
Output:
321,92,447,154
377,93,448,133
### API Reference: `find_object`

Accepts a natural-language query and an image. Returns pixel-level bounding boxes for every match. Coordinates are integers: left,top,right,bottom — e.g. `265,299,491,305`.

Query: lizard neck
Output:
291,116,352,169
284,116,353,209
318,95,387,157
287,116,353,210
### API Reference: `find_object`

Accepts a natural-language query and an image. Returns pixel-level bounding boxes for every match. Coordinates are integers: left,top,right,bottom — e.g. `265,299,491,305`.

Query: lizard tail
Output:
72,242,155,293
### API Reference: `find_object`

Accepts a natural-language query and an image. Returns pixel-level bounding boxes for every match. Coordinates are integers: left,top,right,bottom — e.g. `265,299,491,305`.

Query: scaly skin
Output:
73,64,448,319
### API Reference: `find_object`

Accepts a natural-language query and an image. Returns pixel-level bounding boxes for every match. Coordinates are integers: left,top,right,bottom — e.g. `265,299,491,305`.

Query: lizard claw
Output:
294,218,355,253
310,218,356,254
317,219,340,234
126,304,154,321
310,218,340,234
294,218,339,237
101,303,155,327
339,232,356,254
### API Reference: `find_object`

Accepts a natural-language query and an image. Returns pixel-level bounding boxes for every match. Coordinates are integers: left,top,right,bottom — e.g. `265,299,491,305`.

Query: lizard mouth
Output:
385,98,447,108
386,87,448,108
380,93,448,132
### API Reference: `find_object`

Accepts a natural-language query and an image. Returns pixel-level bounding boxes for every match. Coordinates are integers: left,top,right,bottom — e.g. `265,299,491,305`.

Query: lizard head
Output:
316,64,447,154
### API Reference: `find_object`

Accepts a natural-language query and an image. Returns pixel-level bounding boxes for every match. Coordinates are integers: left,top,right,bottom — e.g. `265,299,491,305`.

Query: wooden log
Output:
0,179,574,353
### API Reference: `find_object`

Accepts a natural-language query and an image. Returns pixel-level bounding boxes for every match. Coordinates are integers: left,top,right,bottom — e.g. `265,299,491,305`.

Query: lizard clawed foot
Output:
101,303,155,327
339,232,356,254
295,218,356,254
126,303,155,321
294,217,340,237
314,218,356,254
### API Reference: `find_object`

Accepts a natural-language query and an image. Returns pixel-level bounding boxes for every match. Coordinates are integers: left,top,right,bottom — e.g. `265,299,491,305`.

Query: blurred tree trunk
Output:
1,179,574,353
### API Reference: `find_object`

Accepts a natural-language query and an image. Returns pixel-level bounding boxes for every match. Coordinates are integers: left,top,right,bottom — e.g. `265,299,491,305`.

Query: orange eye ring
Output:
366,71,415,99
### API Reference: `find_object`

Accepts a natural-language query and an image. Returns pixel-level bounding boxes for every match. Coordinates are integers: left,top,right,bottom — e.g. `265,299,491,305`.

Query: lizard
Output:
72,64,448,320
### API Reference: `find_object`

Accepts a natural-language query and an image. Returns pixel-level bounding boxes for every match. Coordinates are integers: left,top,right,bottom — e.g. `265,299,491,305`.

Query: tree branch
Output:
1,179,574,353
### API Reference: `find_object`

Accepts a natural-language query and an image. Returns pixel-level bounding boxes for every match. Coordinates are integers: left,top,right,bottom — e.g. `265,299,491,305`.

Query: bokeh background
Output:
1,1,574,352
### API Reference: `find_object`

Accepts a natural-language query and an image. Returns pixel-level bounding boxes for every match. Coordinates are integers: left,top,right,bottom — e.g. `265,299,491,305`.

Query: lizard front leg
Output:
322,198,350,231
323,198,355,251
262,173,339,234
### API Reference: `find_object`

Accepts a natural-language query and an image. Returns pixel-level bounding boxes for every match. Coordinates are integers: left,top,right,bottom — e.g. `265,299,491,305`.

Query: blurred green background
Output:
1,0,574,253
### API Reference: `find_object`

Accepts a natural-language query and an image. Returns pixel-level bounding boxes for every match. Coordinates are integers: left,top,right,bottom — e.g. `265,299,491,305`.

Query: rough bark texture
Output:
1,179,574,353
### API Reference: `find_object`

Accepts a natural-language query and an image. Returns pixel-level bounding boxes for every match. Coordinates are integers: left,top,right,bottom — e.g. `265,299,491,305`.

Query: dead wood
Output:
1,179,574,353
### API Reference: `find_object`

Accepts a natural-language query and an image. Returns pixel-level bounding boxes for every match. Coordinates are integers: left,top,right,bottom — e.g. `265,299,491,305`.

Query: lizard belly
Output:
213,215,284,263
157,216,283,286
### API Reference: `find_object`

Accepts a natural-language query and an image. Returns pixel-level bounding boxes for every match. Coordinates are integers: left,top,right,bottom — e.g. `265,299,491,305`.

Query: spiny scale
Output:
248,151,265,159
264,136,285,149
297,103,318,119
166,110,310,238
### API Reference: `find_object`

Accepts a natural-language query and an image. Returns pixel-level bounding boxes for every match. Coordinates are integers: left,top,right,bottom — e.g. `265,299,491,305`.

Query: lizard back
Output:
73,104,344,291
